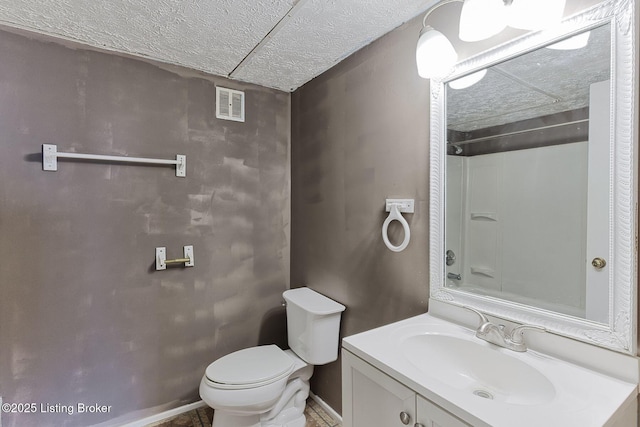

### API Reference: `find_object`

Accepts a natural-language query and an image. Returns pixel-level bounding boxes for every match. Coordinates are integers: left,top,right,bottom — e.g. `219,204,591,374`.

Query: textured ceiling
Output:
447,23,611,132
0,0,436,92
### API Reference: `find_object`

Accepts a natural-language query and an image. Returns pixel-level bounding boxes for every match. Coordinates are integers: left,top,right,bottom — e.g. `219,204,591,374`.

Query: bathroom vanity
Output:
343,0,639,425
342,314,637,427
343,348,470,427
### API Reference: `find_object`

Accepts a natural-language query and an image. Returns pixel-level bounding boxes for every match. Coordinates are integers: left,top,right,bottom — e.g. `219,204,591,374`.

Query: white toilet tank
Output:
283,287,346,365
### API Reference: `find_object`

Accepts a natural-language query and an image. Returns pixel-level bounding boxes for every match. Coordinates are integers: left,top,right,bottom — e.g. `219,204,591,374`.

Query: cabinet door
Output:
416,395,470,427
342,350,416,427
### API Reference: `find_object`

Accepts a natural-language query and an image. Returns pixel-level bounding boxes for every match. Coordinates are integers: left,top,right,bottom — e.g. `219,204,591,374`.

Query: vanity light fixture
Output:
459,0,507,42
416,0,461,79
416,23,458,78
507,0,567,31
460,0,567,37
417,0,567,79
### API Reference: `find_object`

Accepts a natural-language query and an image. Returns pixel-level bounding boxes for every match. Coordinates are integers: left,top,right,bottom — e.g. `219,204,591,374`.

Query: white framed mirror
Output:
429,0,638,354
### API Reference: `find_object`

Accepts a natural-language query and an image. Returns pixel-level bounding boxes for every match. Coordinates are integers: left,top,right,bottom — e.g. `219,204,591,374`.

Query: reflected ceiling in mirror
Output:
449,26,610,131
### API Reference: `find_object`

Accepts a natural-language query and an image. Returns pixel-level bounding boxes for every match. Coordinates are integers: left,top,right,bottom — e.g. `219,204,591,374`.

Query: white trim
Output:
309,391,342,424
117,400,207,427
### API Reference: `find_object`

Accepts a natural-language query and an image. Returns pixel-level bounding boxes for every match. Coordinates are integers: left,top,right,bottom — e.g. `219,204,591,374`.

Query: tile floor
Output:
146,398,341,427
305,398,341,427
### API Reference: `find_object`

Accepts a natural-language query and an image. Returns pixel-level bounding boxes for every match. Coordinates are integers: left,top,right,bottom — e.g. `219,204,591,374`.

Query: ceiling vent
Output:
216,87,245,122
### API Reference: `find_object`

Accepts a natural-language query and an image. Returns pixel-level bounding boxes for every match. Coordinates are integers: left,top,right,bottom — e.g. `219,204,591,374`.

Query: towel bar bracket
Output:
175,155,186,177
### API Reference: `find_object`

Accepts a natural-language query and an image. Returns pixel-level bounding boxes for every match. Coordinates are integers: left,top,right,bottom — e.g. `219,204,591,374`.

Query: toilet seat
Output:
205,345,295,390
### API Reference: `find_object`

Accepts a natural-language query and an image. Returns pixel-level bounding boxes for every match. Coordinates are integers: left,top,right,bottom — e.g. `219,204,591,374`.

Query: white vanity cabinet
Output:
342,349,470,427
416,396,470,427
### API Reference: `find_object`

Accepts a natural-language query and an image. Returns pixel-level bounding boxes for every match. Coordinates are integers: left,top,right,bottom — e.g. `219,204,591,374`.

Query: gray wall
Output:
0,30,290,427
290,14,431,414
291,0,608,414
0,0,622,424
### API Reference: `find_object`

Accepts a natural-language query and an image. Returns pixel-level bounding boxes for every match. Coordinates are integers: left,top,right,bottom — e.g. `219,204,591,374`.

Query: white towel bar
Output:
42,144,186,177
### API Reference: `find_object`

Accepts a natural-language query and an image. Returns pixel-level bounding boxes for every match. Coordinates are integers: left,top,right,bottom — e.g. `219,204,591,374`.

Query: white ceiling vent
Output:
216,87,245,122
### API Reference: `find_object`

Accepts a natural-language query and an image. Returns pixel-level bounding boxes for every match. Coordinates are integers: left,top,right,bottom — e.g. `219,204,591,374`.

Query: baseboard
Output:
309,392,342,423
119,400,207,427
107,392,335,426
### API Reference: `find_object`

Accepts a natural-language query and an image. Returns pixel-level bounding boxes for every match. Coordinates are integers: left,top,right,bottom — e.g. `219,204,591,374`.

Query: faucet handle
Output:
462,305,490,325
510,324,546,344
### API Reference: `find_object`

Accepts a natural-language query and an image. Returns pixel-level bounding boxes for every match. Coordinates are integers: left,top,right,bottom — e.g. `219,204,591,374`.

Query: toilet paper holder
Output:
156,245,195,270
382,199,414,252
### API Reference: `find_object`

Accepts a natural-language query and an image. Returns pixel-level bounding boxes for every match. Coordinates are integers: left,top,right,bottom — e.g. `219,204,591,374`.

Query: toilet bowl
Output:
199,287,345,427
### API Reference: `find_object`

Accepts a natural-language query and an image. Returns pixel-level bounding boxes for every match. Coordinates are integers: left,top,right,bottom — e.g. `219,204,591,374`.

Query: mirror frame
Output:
429,0,638,354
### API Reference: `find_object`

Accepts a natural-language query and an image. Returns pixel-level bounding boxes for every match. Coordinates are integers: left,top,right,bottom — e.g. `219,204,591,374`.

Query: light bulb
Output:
449,69,487,89
416,27,458,79
508,0,566,31
459,0,507,42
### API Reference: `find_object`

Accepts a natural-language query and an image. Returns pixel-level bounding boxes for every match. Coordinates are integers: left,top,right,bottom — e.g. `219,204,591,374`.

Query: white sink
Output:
343,313,638,427
401,333,555,405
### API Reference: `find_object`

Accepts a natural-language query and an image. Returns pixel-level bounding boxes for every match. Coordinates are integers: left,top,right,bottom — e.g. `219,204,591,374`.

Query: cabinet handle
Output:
399,411,411,425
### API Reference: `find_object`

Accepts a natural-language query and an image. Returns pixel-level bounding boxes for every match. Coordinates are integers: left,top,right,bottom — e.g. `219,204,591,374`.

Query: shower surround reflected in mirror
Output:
445,24,610,323
429,0,637,355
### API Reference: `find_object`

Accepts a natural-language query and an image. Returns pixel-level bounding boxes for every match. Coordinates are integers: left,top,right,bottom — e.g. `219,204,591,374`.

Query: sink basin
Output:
401,333,556,405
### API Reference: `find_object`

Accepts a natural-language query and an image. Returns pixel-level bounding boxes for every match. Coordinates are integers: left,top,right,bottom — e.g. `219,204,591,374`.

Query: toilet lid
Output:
205,345,295,387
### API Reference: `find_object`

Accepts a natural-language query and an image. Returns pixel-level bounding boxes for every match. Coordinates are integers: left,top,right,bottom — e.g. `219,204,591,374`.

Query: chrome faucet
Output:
463,306,546,352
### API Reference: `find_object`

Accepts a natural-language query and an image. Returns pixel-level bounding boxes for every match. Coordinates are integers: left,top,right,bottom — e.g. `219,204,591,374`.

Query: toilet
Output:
199,287,346,427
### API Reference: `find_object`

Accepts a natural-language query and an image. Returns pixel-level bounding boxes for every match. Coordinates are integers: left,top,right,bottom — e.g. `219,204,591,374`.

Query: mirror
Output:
445,24,610,322
429,0,637,354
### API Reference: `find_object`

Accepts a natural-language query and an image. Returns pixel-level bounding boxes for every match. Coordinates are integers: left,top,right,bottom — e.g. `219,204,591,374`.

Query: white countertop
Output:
342,313,638,427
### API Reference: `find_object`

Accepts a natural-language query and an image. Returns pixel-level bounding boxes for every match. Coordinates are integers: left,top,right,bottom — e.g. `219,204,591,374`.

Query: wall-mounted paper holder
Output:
156,246,194,270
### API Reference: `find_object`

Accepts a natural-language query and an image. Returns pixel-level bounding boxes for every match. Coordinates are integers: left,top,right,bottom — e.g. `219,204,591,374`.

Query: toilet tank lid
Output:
283,287,346,315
